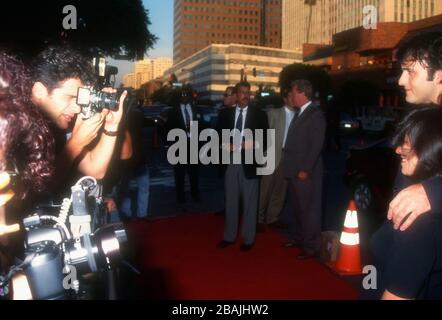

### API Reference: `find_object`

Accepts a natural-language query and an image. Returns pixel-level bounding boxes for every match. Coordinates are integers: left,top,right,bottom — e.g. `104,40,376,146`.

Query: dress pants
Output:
287,177,322,255
224,164,259,245
258,163,287,224
174,163,200,202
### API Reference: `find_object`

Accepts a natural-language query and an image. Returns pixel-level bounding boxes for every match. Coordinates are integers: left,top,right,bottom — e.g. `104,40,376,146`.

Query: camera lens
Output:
64,223,127,274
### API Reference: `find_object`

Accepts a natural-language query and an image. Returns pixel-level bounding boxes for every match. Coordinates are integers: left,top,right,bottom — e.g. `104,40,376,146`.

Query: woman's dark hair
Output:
0,51,55,199
392,107,442,182
31,46,96,91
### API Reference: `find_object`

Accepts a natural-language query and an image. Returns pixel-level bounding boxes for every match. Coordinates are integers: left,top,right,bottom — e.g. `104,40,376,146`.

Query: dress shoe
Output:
217,240,235,249
283,240,302,248
240,243,254,252
296,251,319,260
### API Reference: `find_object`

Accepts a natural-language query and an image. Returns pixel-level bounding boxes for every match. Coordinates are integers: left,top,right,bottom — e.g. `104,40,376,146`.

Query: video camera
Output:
76,57,120,119
0,177,128,300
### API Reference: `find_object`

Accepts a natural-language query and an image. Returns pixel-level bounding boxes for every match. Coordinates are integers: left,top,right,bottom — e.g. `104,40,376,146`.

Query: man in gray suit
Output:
258,93,295,230
216,81,268,252
281,79,326,259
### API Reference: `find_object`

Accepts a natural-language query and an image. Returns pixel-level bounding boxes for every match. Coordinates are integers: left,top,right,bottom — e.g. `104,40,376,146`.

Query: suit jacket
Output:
217,105,268,179
166,103,201,134
266,107,287,167
281,102,326,180
166,104,205,161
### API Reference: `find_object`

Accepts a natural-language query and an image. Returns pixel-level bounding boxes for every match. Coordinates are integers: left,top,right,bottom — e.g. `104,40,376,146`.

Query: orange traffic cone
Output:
330,200,363,276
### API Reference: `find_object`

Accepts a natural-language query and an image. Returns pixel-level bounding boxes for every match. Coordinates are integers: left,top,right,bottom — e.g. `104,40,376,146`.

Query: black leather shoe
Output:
217,240,235,249
240,243,254,252
283,241,302,248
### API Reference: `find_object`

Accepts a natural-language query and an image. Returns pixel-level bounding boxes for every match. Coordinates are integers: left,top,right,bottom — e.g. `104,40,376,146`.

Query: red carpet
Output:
127,214,358,300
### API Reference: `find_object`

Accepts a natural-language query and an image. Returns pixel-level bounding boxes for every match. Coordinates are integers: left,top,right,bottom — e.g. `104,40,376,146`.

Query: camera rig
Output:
0,176,128,300
76,57,120,119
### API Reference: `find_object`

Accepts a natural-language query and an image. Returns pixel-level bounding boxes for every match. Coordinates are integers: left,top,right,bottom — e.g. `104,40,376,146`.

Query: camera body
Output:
17,177,126,300
23,217,126,300
76,56,119,119
76,87,118,119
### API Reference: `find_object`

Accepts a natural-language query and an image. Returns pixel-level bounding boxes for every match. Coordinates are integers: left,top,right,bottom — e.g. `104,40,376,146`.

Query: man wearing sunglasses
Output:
166,85,202,204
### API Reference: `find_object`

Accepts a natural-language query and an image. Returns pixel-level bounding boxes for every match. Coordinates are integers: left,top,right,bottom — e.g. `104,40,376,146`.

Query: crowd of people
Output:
0,29,442,300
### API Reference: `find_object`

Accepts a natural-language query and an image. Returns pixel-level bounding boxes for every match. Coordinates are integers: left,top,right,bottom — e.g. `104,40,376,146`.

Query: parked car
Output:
344,138,399,217
356,107,396,135
339,112,360,135
142,105,169,127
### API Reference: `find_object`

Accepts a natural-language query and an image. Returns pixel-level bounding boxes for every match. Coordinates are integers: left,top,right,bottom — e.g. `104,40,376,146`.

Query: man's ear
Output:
31,82,49,103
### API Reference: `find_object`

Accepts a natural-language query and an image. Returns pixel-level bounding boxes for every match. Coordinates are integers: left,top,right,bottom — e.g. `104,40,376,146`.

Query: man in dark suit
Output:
166,86,201,203
216,81,268,252
281,79,326,259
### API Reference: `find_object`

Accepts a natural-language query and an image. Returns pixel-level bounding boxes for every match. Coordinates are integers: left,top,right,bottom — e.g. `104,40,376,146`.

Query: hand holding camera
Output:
102,89,127,132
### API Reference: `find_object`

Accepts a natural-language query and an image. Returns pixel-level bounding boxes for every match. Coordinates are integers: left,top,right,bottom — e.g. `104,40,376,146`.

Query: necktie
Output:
184,105,191,131
292,109,300,125
234,109,243,149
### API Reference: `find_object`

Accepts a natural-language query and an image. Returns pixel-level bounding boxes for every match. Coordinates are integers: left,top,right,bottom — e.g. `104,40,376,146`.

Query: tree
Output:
279,63,331,103
0,0,157,60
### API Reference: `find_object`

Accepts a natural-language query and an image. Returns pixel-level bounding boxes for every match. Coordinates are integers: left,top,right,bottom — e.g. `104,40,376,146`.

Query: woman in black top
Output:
368,107,442,300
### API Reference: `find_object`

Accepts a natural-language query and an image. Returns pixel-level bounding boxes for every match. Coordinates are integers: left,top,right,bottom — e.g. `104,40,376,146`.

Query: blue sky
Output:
144,0,174,58
111,0,173,85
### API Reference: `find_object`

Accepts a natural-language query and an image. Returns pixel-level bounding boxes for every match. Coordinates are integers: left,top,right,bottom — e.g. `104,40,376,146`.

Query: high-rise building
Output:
123,73,135,88
152,57,173,79
282,0,442,52
123,57,173,89
173,0,282,63
166,43,302,101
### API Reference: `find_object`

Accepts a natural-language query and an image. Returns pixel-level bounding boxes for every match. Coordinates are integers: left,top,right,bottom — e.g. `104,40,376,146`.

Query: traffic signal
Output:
253,67,257,77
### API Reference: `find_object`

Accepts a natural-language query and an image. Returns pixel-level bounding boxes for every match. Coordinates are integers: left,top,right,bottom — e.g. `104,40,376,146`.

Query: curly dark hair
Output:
31,46,96,91
396,30,442,81
0,51,55,199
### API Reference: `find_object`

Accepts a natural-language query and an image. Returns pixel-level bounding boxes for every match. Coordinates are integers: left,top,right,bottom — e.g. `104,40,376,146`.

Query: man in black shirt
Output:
388,31,442,232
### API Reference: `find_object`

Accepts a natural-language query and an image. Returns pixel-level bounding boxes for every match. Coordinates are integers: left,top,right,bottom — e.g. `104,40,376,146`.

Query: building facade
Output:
123,57,173,89
166,43,302,101
302,13,442,109
173,0,282,63
282,0,442,52
123,73,135,88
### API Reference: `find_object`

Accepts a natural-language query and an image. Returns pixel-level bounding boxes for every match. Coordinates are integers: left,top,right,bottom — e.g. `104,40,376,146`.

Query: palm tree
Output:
304,0,317,44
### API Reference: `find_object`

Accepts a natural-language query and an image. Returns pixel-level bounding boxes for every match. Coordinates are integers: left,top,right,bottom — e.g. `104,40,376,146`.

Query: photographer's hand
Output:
103,89,127,131
72,114,104,145
75,90,128,180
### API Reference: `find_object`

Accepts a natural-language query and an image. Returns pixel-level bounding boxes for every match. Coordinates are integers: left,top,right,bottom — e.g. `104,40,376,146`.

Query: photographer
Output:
0,51,55,299
30,46,127,189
